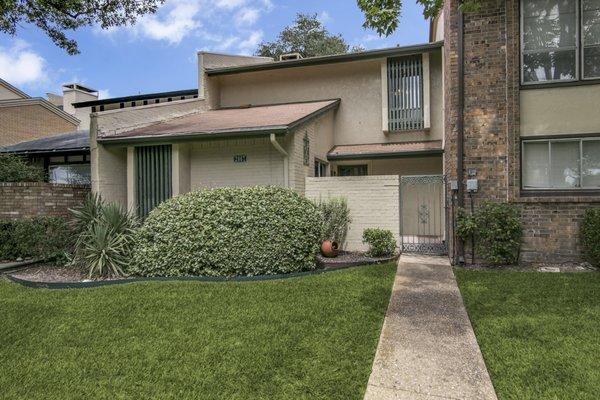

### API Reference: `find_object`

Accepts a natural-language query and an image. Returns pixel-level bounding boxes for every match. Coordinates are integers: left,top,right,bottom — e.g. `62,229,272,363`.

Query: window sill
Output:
520,79,600,90
385,128,430,135
516,189,600,203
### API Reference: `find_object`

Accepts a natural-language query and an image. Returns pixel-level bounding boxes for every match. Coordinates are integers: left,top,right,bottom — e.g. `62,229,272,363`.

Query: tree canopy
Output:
0,0,164,55
256,13,363,59
357,0,481,36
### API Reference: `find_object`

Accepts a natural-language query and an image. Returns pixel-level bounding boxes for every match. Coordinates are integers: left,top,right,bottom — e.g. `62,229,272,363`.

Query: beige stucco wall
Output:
0,85,25,101
189,137,285,189
213,51,443,146
305,175,400,252
520,85,600,136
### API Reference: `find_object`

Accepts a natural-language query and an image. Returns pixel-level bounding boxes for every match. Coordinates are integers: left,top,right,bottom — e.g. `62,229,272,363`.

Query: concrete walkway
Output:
364,254,497,400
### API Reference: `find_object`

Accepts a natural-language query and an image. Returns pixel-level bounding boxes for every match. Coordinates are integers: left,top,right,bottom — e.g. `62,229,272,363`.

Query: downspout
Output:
456,7,466,262
270,133,290,188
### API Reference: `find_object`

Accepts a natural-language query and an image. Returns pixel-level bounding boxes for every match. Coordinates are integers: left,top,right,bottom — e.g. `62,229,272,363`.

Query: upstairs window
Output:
521,0,600,84
387,55,424,131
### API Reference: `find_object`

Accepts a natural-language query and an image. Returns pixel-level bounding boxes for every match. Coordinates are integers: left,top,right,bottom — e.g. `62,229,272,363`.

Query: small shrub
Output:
0,216,72,261
581,208,600,267
316,197,351,247
0,153,44,182
362,228,396,257
456,202,522,265
130,186,323,277
70,195,138,278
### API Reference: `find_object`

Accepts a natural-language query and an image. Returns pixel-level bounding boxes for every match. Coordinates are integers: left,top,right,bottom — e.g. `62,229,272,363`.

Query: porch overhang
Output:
327,140,443,161
97,99,340,145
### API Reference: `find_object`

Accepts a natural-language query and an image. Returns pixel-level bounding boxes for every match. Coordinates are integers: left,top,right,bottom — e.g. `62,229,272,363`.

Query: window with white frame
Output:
387,55,424,130
522,137,600,189
521,0,600,84
314,159,328,177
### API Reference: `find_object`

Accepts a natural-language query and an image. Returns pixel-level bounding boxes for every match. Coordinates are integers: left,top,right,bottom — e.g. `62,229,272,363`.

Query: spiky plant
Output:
70,195,138,279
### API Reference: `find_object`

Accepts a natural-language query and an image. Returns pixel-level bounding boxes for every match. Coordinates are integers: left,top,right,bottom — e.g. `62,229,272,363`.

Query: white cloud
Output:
0,40,46,86
317,11,332,24
98,89,111,100
238,30,263,54
215,0,247,9
135,0,202,44
235,8,261,26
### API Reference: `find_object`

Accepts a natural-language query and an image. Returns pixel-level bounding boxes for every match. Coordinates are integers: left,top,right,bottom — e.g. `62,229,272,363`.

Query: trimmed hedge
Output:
0,216,72,261
581,208,600,267
129,186,323,277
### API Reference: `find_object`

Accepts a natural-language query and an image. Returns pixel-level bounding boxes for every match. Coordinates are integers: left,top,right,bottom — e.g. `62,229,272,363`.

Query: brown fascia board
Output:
205,41,444,76
0,97,80,125
97,99,340,145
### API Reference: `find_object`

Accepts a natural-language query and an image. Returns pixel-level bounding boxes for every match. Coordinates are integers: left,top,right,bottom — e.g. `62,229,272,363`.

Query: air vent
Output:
279,53,303,61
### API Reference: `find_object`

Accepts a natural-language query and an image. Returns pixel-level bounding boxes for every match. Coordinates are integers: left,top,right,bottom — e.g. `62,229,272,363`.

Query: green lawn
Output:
456,269,600,400
0,263,396,400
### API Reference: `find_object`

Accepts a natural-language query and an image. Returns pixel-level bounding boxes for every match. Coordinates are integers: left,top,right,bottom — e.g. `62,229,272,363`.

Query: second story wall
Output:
211,50,443,147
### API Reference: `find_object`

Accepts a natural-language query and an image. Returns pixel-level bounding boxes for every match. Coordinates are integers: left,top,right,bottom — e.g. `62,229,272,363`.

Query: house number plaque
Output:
233,154,247,163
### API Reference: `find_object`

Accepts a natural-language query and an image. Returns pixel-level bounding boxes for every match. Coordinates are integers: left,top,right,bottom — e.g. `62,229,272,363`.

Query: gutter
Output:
269,134,290,188
456,8,466,263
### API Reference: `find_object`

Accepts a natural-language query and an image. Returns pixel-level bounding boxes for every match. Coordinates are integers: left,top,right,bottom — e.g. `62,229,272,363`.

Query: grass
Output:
455,269,600,400
0,263,395,400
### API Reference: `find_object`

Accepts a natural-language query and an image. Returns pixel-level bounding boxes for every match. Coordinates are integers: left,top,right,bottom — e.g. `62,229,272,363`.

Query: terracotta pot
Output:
321,240,339,258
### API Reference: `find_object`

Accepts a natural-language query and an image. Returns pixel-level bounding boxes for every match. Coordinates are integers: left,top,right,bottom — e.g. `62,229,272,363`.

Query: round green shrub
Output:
129,186,323,277
581,208,600,267
362,228,396,257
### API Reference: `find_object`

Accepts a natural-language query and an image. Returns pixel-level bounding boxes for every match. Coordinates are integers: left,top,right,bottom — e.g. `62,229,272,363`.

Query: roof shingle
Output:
327,140,443,160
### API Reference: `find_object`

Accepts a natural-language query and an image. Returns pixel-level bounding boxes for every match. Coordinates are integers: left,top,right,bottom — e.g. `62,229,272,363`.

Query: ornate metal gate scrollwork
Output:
400,175,447,255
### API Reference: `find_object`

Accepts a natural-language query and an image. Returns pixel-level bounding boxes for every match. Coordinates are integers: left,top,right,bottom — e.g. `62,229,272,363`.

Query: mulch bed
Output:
317,251,399,269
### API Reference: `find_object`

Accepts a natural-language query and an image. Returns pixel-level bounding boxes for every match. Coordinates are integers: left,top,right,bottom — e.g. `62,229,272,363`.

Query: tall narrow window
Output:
387,55,423,131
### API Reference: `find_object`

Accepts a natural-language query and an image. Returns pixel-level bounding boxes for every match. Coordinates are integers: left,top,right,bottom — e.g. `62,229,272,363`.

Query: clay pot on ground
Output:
321,240,339,258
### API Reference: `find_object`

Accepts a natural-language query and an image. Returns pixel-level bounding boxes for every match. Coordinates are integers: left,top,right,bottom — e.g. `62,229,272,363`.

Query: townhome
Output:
90,0,600,262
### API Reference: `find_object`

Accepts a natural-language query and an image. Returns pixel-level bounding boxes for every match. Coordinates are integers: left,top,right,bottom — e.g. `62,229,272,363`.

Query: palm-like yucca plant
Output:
70,194,138,279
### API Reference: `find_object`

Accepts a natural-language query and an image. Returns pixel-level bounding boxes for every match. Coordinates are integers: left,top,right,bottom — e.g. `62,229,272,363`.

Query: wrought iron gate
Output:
400,175,447,255
136,145,172,218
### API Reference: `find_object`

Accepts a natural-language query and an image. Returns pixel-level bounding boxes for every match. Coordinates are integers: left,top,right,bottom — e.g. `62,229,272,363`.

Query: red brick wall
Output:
444,0,600,263
0,182,90,220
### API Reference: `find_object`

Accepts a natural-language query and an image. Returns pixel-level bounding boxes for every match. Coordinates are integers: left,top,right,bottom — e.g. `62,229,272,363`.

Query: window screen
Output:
387,55,424,131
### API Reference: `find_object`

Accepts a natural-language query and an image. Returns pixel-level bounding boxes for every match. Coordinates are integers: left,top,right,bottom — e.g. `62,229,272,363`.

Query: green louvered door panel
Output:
136,145,172,218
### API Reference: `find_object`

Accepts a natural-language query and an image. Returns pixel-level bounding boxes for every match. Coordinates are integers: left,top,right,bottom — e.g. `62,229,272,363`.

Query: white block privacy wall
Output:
305,176,400,252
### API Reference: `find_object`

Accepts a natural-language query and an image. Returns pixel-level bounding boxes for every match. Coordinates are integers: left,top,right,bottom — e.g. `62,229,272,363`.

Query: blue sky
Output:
0,0,428,99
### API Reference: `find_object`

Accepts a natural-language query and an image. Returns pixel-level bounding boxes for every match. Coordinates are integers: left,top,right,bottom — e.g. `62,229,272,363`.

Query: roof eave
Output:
327,148,444,161
206,41,443,76
97,126,289,145
2,147,90,155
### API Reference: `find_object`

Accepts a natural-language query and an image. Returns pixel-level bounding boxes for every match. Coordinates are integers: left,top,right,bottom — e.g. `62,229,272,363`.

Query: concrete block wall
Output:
305,175,400,252
0,182,90,220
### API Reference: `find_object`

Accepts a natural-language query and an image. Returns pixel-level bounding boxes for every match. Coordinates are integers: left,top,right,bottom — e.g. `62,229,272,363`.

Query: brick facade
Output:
0,103,78,147
444,0,600,263
0,182,90,220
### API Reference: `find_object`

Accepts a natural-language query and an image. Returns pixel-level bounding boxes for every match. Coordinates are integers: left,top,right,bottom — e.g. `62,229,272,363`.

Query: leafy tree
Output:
256,13,363,59
357,0,481,36
0,0,165,55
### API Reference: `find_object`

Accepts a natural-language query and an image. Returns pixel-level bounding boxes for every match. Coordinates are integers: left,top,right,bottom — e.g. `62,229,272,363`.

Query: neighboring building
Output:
90,0,600,263
1,82,197,184
0,79,81,147
1,131,91,184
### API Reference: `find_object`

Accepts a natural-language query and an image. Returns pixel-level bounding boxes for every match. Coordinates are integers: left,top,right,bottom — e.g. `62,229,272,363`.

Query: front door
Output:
136,145,172,218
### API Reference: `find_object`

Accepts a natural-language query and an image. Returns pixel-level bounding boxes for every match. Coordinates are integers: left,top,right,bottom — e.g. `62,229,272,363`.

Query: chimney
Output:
279,53,303,61
61,83,98,116
61,83,99,130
